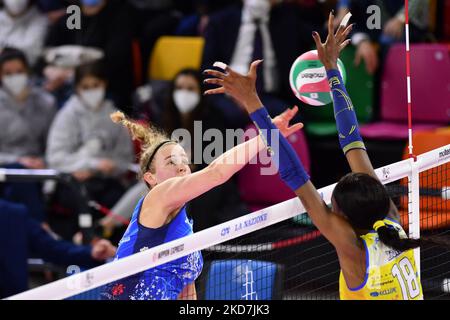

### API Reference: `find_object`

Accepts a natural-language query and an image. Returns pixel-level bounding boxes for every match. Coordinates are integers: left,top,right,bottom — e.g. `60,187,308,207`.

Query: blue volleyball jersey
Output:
100,197,203,300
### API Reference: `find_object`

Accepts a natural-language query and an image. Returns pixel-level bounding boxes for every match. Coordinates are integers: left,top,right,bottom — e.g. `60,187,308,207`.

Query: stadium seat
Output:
398,129,450,230
360,44,450,140
148,36,205,81
237,124,310,212
203,259,283,300
304,46,374,137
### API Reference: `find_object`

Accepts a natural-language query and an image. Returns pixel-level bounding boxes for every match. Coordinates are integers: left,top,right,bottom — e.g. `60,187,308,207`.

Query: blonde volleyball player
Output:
99,104,302,300
204,12,449,300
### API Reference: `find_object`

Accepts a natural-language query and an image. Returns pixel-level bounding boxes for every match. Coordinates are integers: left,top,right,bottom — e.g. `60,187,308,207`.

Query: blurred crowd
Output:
0,0,448,297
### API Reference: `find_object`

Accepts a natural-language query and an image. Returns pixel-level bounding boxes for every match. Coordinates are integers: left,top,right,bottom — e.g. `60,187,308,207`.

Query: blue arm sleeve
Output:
249,108,309,191
327,69,366,154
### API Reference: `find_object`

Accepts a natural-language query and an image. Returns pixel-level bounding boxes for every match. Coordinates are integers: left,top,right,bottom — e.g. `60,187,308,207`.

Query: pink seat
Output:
361,44,450,140
360,122,440,140
237,124,310,210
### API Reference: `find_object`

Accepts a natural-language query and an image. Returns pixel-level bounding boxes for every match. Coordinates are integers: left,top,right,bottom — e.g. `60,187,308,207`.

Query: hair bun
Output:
110,111,125,123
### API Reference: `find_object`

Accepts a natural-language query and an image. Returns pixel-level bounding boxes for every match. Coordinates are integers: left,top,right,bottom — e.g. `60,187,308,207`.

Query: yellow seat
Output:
148,36,205,81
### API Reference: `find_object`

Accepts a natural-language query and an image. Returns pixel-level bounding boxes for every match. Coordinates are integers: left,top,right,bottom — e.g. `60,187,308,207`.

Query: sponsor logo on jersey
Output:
370,287,397,297
385,249,402,261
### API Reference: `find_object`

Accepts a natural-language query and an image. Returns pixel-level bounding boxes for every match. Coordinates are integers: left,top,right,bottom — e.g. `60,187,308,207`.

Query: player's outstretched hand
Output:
312,11,354,70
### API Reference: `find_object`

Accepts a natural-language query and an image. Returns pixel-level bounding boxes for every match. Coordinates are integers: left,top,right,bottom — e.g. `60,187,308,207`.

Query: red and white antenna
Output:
405,0,422,282
405,0,414,159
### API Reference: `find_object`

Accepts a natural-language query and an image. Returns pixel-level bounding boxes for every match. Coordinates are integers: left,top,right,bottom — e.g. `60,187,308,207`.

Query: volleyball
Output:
289,50,347,106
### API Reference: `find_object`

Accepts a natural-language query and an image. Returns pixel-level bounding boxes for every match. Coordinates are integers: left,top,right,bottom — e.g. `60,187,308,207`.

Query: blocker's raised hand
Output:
312,11,353,70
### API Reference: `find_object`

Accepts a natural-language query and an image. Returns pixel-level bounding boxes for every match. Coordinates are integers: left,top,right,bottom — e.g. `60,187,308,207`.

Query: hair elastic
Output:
373,220,386,231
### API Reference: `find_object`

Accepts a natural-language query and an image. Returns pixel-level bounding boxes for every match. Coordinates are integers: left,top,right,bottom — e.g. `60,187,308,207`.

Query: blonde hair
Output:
110,111,176,178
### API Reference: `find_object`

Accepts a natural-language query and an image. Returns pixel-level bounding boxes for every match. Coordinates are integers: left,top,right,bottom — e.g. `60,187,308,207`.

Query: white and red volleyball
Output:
289,50,347,106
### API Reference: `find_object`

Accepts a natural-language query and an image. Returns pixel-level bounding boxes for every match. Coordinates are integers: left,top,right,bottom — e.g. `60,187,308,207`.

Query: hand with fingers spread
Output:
203,60,264,114
312,11,354,71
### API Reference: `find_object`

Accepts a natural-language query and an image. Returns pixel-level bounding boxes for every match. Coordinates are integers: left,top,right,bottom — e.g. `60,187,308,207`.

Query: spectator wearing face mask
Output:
0,0,48,67
0,48,56,222
46,61,134,238
162,69,226,156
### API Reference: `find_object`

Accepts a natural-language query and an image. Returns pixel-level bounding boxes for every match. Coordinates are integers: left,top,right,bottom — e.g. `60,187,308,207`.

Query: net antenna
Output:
405,0,414,159
403,0,422,282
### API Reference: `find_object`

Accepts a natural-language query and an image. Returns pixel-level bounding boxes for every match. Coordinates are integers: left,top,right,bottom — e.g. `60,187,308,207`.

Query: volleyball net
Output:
5,144,450,300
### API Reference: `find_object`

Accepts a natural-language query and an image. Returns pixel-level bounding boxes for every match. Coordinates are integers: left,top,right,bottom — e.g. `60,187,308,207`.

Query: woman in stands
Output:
204,12,449,300
0,47,56,222
100,94,303,300
46,61,134,239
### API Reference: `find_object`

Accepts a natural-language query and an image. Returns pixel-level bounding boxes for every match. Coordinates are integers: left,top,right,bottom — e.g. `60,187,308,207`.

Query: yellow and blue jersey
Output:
339,218,423,300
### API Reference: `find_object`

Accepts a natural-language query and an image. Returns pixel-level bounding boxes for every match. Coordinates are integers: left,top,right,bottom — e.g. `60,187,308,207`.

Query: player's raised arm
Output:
312,12,368,169
203,60,358,251
312,12,399,220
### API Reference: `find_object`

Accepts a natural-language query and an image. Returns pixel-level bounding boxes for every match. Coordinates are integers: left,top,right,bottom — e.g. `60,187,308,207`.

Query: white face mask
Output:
173,89,200,114
244,0,270,20
2,73,28,97
4,0,29,16
79,88,105,110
